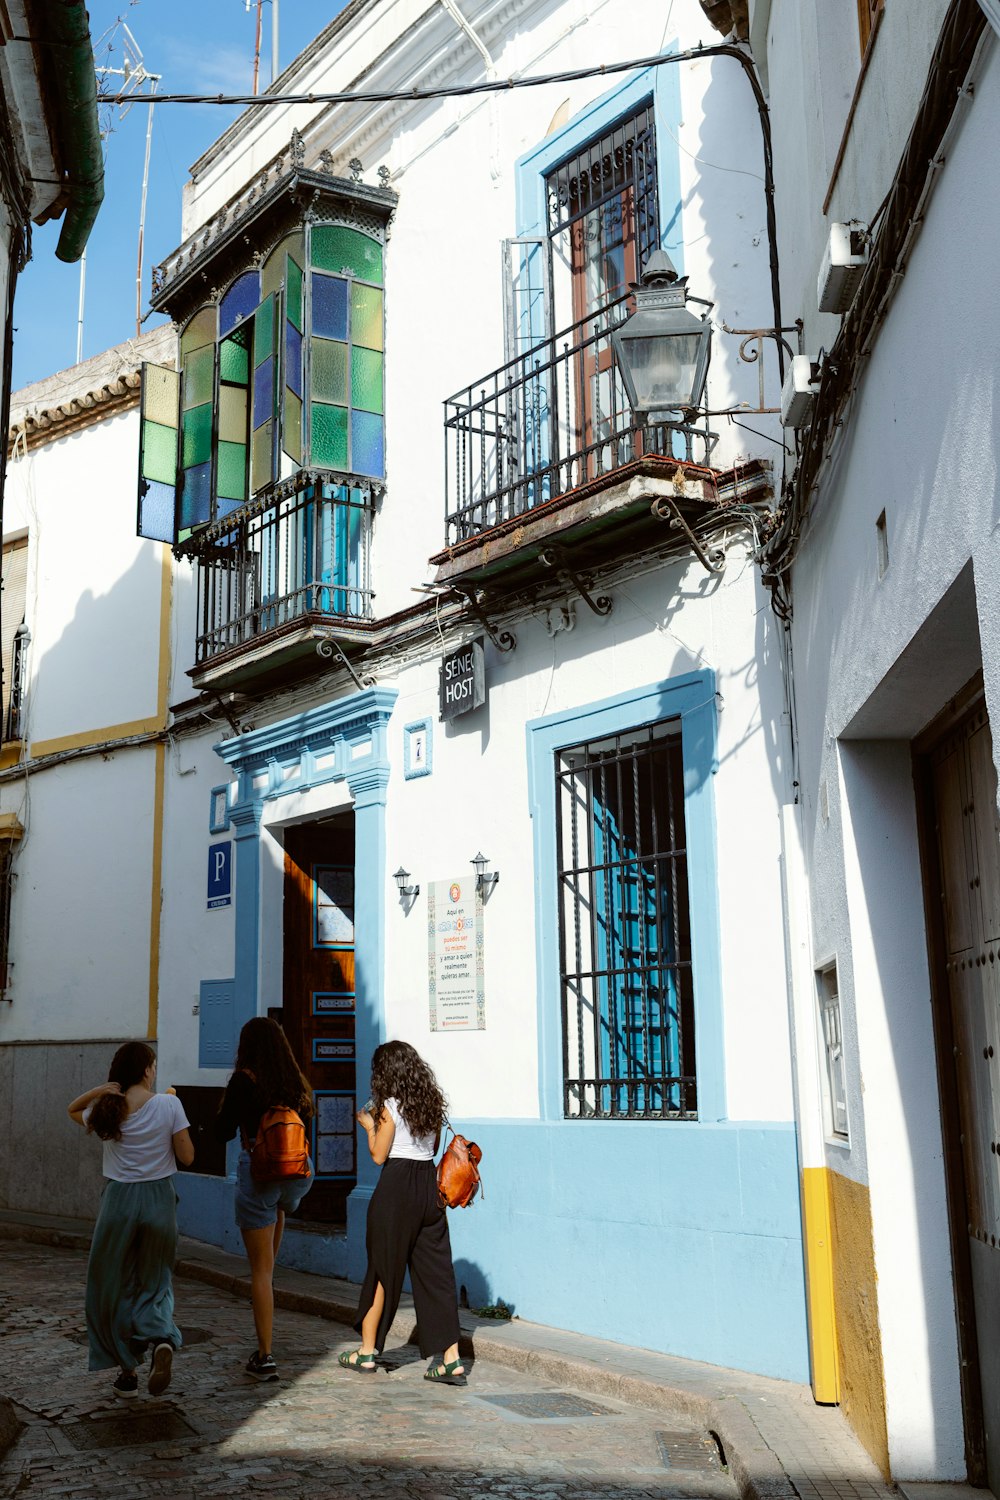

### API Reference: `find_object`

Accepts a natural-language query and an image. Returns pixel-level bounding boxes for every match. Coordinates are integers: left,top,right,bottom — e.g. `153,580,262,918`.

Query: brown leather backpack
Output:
437,1123,483,1209
248,1105,311,1183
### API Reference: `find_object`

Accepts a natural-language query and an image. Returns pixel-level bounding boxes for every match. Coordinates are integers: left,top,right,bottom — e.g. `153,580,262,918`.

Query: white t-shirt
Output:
83,1093,190,1182
385,1097,436,1160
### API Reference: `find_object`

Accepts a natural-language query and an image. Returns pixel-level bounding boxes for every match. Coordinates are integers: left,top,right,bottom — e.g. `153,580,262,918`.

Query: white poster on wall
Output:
427,876,485,1031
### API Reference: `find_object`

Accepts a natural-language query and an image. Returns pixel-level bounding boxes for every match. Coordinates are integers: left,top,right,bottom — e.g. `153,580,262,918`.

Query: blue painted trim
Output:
311,990,355,1016
209,783,231,834
213,684,397,1275
312,1088,357,1180
514,59,683,266
526,670,725,1122
403,717,433,779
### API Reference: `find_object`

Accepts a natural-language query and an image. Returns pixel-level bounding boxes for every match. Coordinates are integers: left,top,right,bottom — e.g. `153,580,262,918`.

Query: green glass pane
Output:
220,333,249,385
311,337,348,404
217,441,247,501
142,364,178,427
252,421,273,492
282,389,302,463
182,403,212,468
254,295,274,366
287,256,303,332
219,384,248,444
180,305,216,354
351,284,384,351
142,419,177,485
183,345,214,410
311,403,348,469
351,347,383,414
312,225,383,284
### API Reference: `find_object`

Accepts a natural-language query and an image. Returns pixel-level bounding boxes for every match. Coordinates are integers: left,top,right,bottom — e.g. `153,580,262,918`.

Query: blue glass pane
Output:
285,322,302,397
216,496,245,520
220,271,260,335
253,359,274,429
351,410,384,477
312,273,348,340
138,479,175,543
179,461,211,529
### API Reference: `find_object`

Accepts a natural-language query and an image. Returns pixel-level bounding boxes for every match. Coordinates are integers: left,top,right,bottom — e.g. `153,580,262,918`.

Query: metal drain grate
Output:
61,1411,196,1450
477,1392,618,1419
655,1430,724,1471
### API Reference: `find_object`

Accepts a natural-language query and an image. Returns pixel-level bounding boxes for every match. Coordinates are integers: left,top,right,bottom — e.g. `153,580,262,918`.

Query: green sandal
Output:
339,1348,377,1373
424,1357,467,1386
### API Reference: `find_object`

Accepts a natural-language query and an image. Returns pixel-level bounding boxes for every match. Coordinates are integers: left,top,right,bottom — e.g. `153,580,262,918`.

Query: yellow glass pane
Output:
142,364,179,427
219,384,248,444
261,232,302,299
351,284,384,351
282,390,302,463
180,304,216,354
252,421,273,493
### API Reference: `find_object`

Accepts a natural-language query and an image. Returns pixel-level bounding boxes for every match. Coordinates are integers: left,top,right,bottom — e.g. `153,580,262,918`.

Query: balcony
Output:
187,472,375,693
436,293,722,592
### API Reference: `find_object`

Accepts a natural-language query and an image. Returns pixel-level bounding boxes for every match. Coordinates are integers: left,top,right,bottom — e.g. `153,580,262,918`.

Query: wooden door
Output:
570,190,638,480
282,817,357,1226
923,697,1000,1488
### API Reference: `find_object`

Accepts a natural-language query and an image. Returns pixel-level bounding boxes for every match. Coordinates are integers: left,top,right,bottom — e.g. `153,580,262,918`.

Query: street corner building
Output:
5,0,873,1452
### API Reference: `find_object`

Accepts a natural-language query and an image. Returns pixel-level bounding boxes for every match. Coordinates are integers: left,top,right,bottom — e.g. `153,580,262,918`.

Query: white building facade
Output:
4,0,812,1390
732,0,1000,1483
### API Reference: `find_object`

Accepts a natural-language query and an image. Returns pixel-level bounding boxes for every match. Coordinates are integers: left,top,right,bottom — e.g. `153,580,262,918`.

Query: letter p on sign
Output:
207,840,233,909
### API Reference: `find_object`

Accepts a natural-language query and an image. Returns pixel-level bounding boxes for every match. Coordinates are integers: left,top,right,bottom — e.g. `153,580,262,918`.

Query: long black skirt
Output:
354,1158,460,1357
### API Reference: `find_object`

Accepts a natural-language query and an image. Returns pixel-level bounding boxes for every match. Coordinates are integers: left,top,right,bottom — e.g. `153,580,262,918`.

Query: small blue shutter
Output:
199,979,236,1068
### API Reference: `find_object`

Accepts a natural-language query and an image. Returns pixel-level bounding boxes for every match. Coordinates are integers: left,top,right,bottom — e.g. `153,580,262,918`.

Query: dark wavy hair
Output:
233,1016,314,1119
370,1041,446,1141
88,1041,156,1142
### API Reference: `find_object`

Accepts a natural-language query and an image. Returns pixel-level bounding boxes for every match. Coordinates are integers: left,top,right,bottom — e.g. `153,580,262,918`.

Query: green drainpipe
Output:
45,0,105,263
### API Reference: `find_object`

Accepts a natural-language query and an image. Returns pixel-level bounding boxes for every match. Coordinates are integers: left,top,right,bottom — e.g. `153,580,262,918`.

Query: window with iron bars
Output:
556,719,697,1120
0,842,14,992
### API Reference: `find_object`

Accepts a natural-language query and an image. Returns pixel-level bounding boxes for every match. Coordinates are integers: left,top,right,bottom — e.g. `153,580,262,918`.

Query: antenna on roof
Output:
93,22,162,342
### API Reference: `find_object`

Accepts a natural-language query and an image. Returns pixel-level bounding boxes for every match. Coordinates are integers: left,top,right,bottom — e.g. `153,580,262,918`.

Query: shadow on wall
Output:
453,1256,515,1318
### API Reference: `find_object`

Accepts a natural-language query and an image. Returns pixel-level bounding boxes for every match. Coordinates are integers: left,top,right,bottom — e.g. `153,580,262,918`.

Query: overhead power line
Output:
96,44,727,107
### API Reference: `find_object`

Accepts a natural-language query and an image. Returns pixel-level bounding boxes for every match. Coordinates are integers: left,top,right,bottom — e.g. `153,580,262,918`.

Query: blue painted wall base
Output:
177,1118,808,1383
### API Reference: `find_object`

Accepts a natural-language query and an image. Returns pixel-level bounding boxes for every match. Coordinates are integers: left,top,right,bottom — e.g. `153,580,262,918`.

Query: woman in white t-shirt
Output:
340,1040,465,1385
69,1041,194,1400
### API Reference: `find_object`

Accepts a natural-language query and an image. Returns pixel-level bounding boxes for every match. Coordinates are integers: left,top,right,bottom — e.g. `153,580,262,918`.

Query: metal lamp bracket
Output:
651,495,724,575
449,584,516,652
538,545,612,617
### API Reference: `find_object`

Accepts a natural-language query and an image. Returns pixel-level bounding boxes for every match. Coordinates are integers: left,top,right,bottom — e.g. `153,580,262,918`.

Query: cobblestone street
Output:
0,1243,735,1500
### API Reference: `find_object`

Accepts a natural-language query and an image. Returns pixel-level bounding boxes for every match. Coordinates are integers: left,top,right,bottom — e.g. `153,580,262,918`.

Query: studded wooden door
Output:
926,698,1000,1488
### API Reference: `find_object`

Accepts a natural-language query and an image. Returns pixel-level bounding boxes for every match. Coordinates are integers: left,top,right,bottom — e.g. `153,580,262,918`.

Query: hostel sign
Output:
439,637,485,720
427,876,486,1031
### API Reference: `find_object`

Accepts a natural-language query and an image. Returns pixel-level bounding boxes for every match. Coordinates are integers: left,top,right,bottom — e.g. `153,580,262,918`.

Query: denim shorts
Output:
235,1150,314,1231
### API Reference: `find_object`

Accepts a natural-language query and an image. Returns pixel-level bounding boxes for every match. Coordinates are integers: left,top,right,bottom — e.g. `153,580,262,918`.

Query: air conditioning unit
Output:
780,355,821,429
817,221,869,314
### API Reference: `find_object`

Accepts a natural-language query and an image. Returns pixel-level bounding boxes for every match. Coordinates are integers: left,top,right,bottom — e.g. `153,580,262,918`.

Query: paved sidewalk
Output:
0,1210,893,1500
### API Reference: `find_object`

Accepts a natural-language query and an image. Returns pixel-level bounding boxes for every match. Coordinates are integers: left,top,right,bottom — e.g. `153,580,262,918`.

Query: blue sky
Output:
13,0,344,391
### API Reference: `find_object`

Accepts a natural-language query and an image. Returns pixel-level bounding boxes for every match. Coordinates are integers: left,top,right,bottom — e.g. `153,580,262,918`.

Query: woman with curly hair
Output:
68,1041,194,1400
340,1040,465,1385
214,1016,314,1381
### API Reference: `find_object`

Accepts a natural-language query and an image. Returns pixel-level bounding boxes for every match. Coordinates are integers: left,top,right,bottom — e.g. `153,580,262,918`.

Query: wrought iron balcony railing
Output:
192,474,374,666
444,292,717,546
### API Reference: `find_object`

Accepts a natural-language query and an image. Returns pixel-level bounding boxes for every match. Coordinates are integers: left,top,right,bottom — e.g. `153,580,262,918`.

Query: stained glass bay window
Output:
138,217,387,544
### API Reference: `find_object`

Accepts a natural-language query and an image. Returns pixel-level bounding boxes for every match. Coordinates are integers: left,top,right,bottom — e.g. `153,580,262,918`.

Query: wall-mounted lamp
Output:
393,866,420,899
470,851,499,895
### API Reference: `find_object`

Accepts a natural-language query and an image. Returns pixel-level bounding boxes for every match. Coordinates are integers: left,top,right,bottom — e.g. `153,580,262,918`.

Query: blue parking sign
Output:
207,841,232,909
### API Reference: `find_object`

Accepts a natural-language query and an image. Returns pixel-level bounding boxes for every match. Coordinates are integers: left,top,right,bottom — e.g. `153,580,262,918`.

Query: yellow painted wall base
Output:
801,1167,841,1403
828,1169,890,1478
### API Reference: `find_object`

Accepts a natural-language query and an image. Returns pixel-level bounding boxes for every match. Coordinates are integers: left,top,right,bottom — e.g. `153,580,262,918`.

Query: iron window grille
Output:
545,100,660,279
556,719,697,1120
0,843,14,993
817,963,849,1140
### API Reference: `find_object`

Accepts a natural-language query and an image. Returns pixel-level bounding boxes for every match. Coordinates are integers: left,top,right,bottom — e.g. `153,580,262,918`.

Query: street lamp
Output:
612,250,712,420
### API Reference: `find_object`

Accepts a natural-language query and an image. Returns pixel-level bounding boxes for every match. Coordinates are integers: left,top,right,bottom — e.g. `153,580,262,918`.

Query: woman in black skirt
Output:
340,1040,465,1385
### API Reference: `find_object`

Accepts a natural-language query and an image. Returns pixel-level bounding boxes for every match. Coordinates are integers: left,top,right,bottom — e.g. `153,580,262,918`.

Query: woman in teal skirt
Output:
69,1042,194,1399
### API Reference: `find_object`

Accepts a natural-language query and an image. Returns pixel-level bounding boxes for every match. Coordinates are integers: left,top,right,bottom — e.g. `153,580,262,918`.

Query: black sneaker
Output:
246,1350,278,1382
148,1342,173,1396
113,1370,139,1400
